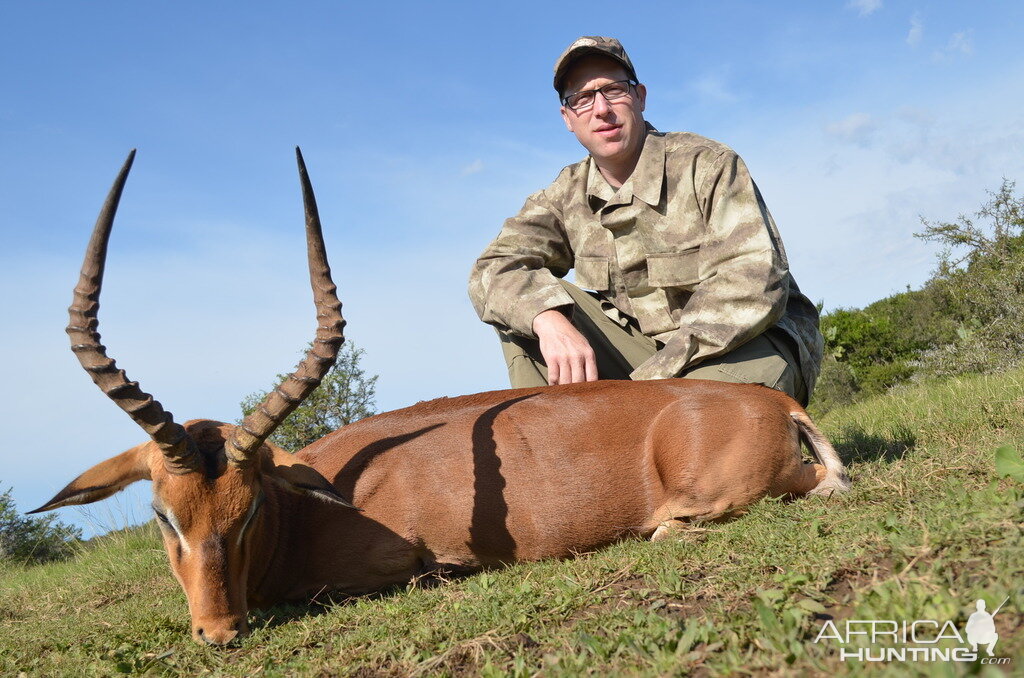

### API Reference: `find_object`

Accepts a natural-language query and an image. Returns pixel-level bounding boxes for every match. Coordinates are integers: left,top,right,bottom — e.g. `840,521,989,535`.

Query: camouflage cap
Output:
553,36,638,94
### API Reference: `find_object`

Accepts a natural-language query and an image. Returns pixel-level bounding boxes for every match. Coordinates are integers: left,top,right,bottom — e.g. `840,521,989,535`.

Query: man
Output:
468,36,823,405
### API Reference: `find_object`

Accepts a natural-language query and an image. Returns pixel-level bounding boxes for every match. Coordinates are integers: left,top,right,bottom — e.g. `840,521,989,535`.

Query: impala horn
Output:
67,150,199,473
225,147,346,466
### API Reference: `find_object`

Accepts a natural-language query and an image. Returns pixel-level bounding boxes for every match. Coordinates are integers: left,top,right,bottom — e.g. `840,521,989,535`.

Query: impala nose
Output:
194,619,248,645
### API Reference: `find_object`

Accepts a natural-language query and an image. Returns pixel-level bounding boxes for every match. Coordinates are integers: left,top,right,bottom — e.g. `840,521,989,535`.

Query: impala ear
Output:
262,447,358,510
28,443,153,513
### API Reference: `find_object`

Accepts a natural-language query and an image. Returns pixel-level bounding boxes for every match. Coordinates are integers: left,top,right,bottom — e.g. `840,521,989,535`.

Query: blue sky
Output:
2,1,1022,534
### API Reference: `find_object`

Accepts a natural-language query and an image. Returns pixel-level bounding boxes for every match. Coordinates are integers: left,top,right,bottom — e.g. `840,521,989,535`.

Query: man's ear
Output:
635,83,647,112
560,105,574,132
262,447,358,510
28,443,153,513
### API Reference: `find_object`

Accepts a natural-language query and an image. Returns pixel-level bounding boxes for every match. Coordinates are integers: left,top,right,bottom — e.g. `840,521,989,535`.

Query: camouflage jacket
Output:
468,126,823,391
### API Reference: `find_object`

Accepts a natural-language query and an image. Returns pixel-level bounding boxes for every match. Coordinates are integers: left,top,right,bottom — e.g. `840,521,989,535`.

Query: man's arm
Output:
630,151,789,380
468,190,598,384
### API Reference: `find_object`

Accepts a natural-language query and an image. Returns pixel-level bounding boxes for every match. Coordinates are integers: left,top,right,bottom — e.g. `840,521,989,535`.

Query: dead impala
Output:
32,149,850,645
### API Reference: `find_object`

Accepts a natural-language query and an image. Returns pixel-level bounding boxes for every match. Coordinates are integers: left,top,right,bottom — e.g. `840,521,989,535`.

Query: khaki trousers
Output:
498,280,808,405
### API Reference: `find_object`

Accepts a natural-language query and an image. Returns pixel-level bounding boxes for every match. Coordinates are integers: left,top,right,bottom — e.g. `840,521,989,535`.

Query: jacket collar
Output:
586,123,664,211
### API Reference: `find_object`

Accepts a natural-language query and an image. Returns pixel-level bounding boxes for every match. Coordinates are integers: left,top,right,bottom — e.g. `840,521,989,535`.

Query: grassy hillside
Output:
2,371,1022,676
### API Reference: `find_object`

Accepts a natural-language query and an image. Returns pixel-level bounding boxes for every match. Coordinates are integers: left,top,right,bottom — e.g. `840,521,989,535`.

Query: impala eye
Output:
152,506,171,526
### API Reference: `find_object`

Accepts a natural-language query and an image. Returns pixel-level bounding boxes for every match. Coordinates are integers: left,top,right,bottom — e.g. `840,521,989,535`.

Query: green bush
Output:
858,361,917,396
915,179,1024,377
0,485,81,565
807,355,859,417
819,285,951,396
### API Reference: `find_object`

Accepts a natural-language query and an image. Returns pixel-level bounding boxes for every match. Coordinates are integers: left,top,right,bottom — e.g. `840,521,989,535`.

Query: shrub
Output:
0,485,81,565
915,179,1024,376
819,284,952,396
808,355,859,417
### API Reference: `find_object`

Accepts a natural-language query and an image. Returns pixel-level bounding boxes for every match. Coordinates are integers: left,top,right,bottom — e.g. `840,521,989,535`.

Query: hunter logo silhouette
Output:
965,597,1008,656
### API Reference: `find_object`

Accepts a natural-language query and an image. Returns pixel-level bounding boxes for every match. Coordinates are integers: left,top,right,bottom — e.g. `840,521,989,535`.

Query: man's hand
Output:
532,308,598,385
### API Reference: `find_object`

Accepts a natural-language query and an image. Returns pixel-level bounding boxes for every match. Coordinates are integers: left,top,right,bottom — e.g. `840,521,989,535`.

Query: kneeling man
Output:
468,36,823,405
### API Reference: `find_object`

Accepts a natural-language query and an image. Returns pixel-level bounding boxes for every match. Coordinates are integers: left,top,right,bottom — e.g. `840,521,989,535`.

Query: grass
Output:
1,370,1022,676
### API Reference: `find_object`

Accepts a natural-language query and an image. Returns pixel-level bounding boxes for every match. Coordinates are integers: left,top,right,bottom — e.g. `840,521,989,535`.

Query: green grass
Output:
2,370,1022,676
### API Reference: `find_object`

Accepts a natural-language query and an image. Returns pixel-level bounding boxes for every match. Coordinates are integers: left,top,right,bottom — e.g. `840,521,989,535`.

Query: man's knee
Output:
679,331,808,404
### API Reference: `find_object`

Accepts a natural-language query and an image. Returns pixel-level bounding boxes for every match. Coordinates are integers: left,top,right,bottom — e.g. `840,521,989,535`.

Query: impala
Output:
32,149,850,645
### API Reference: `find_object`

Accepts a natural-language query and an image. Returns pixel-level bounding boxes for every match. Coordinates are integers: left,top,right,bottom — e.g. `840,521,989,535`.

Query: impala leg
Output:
649,507,743,541
770,461,827,497
650,519,686,542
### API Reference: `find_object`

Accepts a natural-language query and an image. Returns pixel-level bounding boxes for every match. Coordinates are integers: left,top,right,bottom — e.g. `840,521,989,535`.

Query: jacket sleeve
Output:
468,189,576,337
630,151,789,380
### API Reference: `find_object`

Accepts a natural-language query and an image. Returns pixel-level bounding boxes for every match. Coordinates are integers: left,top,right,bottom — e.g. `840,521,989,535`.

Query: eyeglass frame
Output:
561,79,639,112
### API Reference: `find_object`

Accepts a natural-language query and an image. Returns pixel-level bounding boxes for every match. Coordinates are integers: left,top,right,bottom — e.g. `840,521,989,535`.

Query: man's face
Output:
560,55,647,172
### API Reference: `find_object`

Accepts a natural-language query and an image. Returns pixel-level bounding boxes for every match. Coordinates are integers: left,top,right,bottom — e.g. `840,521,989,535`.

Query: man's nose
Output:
592,92,612,117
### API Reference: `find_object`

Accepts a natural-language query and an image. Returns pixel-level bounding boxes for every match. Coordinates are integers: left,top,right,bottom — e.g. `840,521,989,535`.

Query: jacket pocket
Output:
574,256,610,291
646,248,701,288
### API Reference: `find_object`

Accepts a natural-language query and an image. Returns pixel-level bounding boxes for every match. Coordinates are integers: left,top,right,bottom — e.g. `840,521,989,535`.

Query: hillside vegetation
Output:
813,180,1024,415
1,368,1021,676
0,486,80,564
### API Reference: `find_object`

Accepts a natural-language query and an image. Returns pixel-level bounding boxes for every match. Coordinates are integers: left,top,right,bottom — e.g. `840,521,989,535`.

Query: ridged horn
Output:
67,150,199,473
225,148,346,465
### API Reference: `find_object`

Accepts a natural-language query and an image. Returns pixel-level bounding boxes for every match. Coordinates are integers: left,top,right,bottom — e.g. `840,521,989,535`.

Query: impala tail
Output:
791,410,852,496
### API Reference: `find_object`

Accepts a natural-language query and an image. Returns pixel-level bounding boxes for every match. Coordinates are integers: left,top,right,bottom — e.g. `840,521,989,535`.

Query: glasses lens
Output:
602,82,630,99
568,91,596,110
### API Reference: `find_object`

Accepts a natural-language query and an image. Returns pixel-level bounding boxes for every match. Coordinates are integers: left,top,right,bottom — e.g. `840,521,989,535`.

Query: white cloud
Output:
885,114,1024,177
847,0,882,17
906,12,923,47
948,30,974,55
691,72,738,105
460,159,484,176
933,30,974,61
824,113,877,147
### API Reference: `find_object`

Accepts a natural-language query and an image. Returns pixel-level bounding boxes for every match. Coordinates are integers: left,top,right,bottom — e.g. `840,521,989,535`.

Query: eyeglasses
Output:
561,79,638,112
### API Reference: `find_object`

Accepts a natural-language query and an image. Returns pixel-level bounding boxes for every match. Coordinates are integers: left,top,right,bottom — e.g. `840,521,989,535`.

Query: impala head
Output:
30,149,354,645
